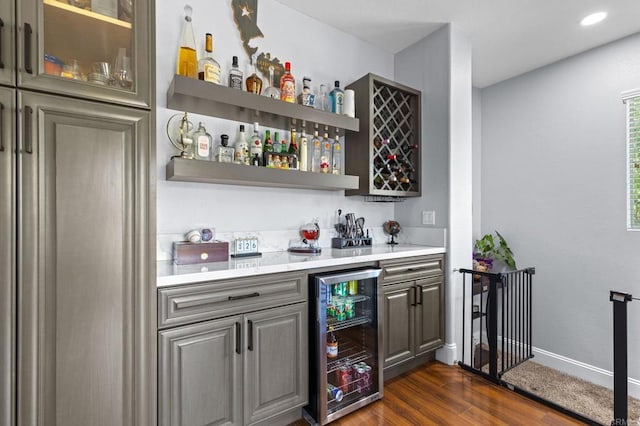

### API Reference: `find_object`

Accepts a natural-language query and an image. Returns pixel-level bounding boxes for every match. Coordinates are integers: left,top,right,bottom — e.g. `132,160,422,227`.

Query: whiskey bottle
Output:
279,62,296,103
310,129,322,173
233,124,249,165
192,122,212,161
176,5,198,78
320,128,332,174
245,55,263,94
262,65,280,99
216,134,234,163
331,130,342,175
299,128,308,172
328,81,345,114
197,33,221,84
228,56,243,89
249,122,263,166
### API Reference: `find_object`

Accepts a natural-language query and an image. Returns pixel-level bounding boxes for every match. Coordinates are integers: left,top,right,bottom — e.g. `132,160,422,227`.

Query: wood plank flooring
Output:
293,362,584,425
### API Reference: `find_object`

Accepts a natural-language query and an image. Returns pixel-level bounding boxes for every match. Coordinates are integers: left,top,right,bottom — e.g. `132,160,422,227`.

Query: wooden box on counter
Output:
173,241,229,265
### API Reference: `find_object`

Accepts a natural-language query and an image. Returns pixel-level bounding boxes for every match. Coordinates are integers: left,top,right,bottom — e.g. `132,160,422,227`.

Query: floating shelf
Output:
167,75,360,133
166,158,359,191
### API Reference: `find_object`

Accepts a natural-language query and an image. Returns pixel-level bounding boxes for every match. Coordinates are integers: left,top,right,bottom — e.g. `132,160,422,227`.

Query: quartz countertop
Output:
157,244,446,287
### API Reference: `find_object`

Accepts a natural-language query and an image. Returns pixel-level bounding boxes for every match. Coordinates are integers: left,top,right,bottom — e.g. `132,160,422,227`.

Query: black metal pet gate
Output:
458,267,535,379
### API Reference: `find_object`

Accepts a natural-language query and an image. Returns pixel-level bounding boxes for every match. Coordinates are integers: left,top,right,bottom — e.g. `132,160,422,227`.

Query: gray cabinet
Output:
159,272,308,426
16,0,152,107
0,87,15,426
380,255,444,379
16,91,155,426
0,2,15,86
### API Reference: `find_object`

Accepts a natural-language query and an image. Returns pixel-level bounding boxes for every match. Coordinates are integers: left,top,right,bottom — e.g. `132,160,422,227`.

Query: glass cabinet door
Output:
17,0,151,107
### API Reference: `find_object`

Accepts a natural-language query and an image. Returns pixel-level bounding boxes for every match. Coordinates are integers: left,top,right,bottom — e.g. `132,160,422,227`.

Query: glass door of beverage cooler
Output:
306,268,382,425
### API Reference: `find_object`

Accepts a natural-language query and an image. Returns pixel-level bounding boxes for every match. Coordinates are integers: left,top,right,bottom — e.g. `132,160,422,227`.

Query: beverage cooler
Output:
304,268,382,425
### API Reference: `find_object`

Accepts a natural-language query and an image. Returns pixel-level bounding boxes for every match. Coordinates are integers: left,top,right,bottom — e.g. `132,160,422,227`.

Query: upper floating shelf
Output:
166,75,360,132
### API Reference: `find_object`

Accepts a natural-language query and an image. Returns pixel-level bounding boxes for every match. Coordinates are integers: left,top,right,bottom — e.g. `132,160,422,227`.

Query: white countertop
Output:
157,244,446,287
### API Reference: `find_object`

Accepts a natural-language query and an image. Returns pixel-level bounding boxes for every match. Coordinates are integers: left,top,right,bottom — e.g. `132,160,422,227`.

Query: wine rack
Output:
345,74,421,198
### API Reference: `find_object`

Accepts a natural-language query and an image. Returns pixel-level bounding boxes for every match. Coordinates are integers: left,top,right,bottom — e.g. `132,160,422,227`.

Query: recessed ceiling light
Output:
580,11,607,26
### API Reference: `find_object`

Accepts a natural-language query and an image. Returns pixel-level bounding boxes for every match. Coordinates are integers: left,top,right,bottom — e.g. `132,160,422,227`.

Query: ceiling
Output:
274,0,640,88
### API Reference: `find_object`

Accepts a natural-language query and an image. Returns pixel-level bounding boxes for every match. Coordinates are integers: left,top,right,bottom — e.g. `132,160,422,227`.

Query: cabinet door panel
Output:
415,277,444,355
0,1,15,85
17,92,153,426
382,282,415,367
0,87,15,426
159,316,242,426
244,303,308,425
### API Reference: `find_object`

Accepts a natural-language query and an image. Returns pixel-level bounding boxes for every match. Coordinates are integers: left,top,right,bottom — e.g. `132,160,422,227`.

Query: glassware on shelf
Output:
262,65,280,99
176,5,198,78
68,0,91,10
112,47,133,89
118,0,133,23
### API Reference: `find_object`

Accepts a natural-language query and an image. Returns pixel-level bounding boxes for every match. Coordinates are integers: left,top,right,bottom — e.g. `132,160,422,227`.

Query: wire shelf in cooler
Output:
326,339,375,373
327,311,372,332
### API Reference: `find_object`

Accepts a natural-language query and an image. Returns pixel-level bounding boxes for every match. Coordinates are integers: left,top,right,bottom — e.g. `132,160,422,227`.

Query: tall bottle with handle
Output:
176,5,198,78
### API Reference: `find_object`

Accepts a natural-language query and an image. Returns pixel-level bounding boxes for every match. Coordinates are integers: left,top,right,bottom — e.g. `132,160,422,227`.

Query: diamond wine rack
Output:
346,74,421,198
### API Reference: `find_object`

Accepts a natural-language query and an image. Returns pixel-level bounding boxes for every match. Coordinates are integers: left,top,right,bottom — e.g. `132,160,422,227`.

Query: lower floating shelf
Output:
166,158,359,191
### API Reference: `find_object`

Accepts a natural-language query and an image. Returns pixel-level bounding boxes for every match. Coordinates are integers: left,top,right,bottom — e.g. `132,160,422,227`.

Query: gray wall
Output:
480,33,640,378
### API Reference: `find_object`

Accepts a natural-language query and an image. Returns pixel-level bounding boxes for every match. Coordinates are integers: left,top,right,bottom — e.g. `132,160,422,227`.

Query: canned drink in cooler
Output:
354,365,365,393
344,298,354,319
338,365,351,394
362,365,372,393
327,383,344,402
334,298,345,321
348,280,358,295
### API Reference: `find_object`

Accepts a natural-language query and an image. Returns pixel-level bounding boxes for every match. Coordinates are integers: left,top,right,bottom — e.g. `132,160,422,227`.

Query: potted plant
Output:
473,231,517,272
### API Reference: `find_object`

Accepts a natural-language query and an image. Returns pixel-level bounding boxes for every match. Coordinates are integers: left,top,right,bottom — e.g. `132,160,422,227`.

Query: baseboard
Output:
436,342,457,365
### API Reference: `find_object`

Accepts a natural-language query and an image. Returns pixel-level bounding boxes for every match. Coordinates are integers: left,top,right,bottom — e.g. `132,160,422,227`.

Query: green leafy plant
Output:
473,231,517,270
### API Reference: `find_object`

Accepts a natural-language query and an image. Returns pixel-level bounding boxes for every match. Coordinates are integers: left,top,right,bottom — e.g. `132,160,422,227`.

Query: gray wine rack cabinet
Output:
345,74,421,198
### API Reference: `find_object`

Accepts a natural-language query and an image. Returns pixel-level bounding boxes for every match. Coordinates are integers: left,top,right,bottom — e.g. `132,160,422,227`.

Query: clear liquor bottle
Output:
234,124,249,165
192,122,212,161
316,84,328,111
328,80,345,114
216,134,234,163
331,129,342,174
299,128,308,171
320,128,332,174
229,56,243,89
249,122,263,166
197,33,221,84
279,62,296,103
310,129,322,173
262,65,280,99
176,5,198,78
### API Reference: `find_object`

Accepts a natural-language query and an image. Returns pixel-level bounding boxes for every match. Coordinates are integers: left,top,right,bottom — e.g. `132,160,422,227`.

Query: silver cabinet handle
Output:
247,320,253,351
23,105,33,154
235,322,241,355
0,102,4,152
0,18,5,69
24,22,33,74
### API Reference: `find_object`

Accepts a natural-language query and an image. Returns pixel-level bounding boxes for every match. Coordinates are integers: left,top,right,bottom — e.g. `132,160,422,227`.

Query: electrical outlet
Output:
422,210,435,225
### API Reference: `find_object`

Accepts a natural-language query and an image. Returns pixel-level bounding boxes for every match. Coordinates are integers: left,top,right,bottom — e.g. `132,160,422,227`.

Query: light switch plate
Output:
422,210,435,225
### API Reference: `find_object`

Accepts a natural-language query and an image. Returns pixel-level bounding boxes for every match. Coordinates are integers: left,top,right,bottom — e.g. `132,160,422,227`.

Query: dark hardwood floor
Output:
293,361,584,425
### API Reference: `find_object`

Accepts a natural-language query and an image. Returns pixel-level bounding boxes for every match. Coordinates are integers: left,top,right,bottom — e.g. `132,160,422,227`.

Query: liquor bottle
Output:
298,77,315,107
316,84,328,111
328,80,345,114
233,124,249,165
197,33,221,84
192,122,212,161
245,55,263,94
299,128,308,171
263,129,273,153
262,65,280,99
279,62,296,103
327,327,338,358
288,128,298,156
176,5,197,78
273,131,281,153
310,129,322,173
320,128,332,174
228,56,243,89
249,122,263,166
280,132,288,154
331,129,342,175
215,134,234,163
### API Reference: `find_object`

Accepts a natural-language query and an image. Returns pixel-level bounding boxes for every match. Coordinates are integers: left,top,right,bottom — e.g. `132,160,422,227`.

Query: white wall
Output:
480,33,640,382
155,0,395,257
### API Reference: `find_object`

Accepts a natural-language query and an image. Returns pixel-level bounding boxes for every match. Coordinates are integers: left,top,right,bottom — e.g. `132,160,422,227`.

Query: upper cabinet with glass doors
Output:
0,0,16,86
16,0,151,107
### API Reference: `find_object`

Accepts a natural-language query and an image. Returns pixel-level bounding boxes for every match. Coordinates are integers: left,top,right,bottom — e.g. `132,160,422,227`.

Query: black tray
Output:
331,237,372,249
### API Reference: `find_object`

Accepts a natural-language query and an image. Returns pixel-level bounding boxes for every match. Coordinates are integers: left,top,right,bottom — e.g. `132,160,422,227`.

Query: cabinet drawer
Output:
380,255,444,284
159,272,307,328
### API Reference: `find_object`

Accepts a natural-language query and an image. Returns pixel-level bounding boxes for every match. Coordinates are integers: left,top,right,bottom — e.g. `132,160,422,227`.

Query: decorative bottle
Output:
192,122,212,161
249,122,263,166
197,33,221,84
233,124,249,165
176,5,198,78
328,80,345,114
245,55,263,94
262,65,280,99
279,62,296,103
228,56,243,89
331,129,342,174
298,77,315,107
310,129,322,173
215,134,234,163
320,128,332,173
299,128,308,172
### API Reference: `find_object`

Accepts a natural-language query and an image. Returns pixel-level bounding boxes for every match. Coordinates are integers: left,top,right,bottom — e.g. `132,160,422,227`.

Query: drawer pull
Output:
228,292,260,301
385,261,439,275
417,285,423,305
